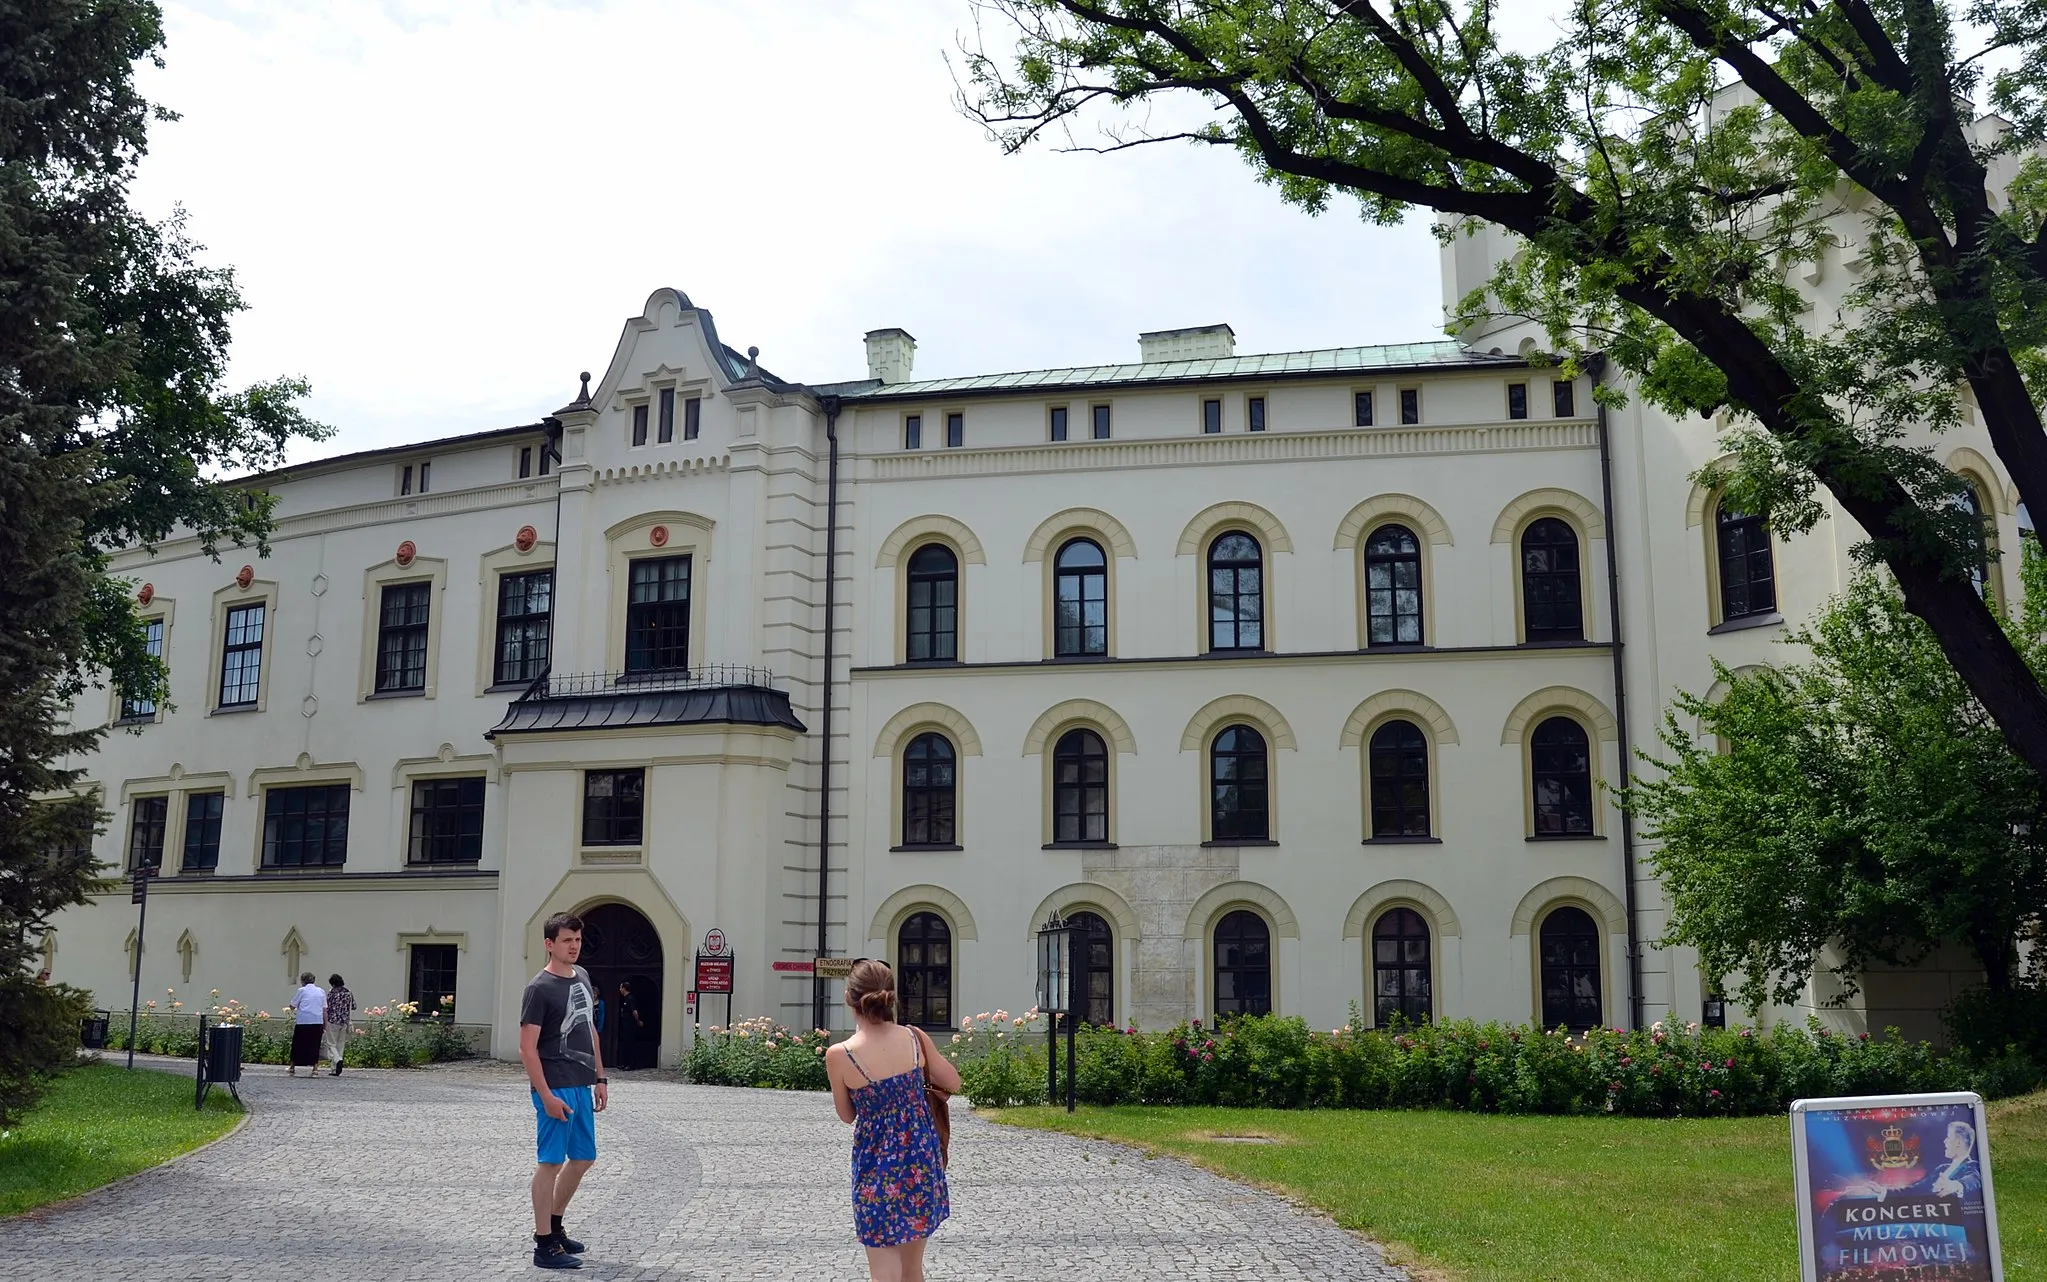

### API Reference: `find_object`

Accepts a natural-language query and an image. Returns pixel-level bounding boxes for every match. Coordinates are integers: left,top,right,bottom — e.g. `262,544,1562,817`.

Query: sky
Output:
128,0,1571,463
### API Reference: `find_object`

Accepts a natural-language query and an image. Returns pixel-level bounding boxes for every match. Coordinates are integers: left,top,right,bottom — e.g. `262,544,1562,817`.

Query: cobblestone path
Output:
0,1058,1411,1280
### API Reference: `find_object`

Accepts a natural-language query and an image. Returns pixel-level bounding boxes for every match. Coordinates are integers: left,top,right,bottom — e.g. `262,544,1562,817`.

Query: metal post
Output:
1065,1010,1077,1114
126,874,148,1071
1046,1013,1058,1106
195,1014,209,1110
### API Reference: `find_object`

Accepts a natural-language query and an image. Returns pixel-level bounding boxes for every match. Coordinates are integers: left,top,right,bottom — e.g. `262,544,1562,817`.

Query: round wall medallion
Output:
650,525,670,548
138,583,155,606
515,524,539,553
395,539,417,568
235,565,254,590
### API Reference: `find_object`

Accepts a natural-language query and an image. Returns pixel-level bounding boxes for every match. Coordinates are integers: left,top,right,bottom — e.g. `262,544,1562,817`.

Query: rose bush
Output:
98,990,477,1066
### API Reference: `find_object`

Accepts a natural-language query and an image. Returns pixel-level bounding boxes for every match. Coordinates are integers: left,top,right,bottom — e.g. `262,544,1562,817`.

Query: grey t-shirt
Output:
520,965,599,1090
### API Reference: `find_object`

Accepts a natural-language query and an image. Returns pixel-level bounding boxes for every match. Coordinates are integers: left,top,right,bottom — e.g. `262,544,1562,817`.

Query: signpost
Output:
1791,1091,2005,1281
692,928,734,1029
125,867,155,1071
814,957,856,980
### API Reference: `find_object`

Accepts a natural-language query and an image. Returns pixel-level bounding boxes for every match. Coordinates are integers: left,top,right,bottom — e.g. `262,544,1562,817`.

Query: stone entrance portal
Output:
578,902,664,1071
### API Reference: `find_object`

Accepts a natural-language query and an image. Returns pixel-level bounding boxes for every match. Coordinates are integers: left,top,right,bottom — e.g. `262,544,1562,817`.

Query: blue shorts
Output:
533,1085,597,1165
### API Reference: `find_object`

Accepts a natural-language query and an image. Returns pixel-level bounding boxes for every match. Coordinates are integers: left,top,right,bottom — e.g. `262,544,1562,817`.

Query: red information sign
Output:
770,960,814,973
695,956,734,994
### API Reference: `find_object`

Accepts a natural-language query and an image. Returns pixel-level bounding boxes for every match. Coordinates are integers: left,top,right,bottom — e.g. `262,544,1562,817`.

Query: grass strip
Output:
0,1063,243,1217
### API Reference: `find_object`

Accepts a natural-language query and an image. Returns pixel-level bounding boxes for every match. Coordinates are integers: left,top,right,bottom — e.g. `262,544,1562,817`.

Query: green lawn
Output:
996,1092,2047,1281
0,1064,243,1216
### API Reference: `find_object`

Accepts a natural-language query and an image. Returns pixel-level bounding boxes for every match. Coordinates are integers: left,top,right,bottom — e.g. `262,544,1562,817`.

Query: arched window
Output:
901,733,956,847
1052,728,1109,844
1948,484,1991,598
1530,716,1595,836
1213,910,1272,1018
1368,719,1431,838
1538,906,1602,1031
1372,907,1433,1027
1520,518,1583,642
1209,725,1270,842
1364,524,1423,646
1715,502,1777,621
1207,531,1264,651
1054,538,1109,657
897,911,952,1030
1069,910,1115,1027
905,544,958,662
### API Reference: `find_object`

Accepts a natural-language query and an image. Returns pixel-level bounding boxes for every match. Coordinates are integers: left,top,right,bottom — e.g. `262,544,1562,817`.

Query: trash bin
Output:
80,1009,110,1050
205,1023,244,1085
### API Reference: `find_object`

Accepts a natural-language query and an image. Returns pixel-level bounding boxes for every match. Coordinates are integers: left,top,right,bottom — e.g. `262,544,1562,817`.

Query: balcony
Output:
486,665,806,738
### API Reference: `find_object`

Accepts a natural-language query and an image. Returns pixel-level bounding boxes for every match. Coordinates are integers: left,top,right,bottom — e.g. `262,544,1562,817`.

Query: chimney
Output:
1138,324,1236,363
864,328,917,384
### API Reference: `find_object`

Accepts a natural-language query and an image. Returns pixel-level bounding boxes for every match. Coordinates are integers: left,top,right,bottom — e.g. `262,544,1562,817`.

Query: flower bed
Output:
98,990,479,1067
682,1007,2041,1116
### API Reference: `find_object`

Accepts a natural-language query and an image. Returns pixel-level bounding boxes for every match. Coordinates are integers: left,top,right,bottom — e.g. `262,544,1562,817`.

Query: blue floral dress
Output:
843,1029,950,1247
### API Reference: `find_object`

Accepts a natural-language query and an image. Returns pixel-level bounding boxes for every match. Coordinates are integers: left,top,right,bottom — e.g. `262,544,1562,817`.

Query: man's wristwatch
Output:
596,1077,608,1085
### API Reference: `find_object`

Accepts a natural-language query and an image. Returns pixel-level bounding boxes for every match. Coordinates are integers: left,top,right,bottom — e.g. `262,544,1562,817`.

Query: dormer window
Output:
632,403,650,446
658,388,676,443
684,396,702,440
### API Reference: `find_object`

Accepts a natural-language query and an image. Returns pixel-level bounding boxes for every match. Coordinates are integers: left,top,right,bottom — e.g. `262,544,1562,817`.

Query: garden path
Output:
0,1056,1411,1280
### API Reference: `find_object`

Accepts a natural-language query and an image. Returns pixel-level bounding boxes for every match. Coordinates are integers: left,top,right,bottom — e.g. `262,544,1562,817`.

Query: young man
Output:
520,912,608,1270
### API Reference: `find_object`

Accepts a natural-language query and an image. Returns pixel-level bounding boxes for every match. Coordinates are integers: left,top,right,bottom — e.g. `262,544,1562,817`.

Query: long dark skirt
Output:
290,1022,323,1068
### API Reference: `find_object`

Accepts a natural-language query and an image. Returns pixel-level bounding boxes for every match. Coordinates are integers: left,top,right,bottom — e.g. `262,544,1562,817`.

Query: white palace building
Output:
43,213,2013,1066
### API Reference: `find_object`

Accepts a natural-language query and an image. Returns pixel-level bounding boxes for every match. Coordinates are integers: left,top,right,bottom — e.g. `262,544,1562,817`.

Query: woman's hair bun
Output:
845,959,899,1023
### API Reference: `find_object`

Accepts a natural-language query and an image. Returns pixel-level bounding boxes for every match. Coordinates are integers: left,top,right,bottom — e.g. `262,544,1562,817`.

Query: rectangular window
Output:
374,582,431,693
1354,391,1374,427
399,464,413,496
1049,406,1068,441
904,414,922,450
218,603,265,708
408,944,458,1018
1508,383,1528,420
1092,404,1111,439
625,555,691,673
418,460,430,493
657,388,675,443
181,792,224,873
518,446,533,479
1202,399,1222,434
494,569,553,686
684,396,701,440
632,403,649,446
582,769,645,846
128,796,168,872
120,618,164,721
539,447,552,476
1554,380,1576,417
261,784,350,869
946,412,964,448
408,776,485,865
1400,388,1420,424
1248,397,1266,432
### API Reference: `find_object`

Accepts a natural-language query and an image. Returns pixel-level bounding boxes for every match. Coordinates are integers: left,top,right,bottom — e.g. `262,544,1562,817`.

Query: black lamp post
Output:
1036,913,1077,1113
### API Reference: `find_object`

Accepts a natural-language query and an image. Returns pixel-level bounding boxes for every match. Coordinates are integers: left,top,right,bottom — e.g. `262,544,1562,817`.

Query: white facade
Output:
46,229,2018,1059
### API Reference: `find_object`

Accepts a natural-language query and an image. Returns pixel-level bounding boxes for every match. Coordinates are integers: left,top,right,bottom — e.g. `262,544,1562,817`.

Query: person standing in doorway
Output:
616,980,646,1070
323,975,355,1075
824,959,959,1282
287,972,325,1078
519,913,607,1271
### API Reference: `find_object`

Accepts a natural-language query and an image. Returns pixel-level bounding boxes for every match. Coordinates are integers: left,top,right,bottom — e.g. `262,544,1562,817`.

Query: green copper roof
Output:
843,340,1518,401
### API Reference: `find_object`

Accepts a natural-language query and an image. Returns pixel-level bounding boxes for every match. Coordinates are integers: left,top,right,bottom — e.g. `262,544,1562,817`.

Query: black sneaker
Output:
532,1238,582,1270
553,1229,586,1255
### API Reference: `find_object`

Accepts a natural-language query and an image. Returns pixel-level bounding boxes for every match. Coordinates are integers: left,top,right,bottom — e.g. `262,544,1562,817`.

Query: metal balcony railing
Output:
511,665,785,703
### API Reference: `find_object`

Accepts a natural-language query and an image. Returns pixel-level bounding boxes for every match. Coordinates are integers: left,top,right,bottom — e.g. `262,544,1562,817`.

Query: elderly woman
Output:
288,971,325,1077
323,974,356,1076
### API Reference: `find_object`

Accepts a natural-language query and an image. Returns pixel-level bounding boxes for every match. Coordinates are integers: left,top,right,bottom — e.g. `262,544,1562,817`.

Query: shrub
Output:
950,1010,1049,1107
95,991,476,1067
682,1017,830,1090
0,979,93,1125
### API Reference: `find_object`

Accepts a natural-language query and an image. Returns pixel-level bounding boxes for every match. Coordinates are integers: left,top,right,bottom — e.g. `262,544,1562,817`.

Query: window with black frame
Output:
625,555,691,673
1070,910,1114,1027
1364,524,1424,645
582,769,645,847
1207,532,1264,651
1213,910,1271,1017
1539,906,1602,1031
1948,484,1992,599
897,912,952,1029
182,792,224,873
1530,716,1595,836
128,797,168,872
376,582,431,693
1715,502,1778,620
1053,538,1108,657
219,602,265,707
494,569,552,686
905,544,958,662
1209,725,1269,842
1373,907,1433,1026
261,784,350,869
1052,728,1108,844
1521,518,1584,642
1368,719,1431,838
119,618,164,721
409,776,485,865
408,944,458,1017
900,733,957,847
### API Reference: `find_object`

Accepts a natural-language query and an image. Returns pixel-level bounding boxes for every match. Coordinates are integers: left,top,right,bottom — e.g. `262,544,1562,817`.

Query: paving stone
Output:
0,1056,1410,1280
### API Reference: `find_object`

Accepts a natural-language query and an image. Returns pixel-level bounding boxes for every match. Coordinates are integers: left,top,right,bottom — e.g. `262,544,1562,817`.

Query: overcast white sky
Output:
129,0,1572,463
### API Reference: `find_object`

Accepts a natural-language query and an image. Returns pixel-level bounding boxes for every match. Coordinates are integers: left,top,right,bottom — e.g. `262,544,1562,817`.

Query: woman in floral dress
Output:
825,959,960,1281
